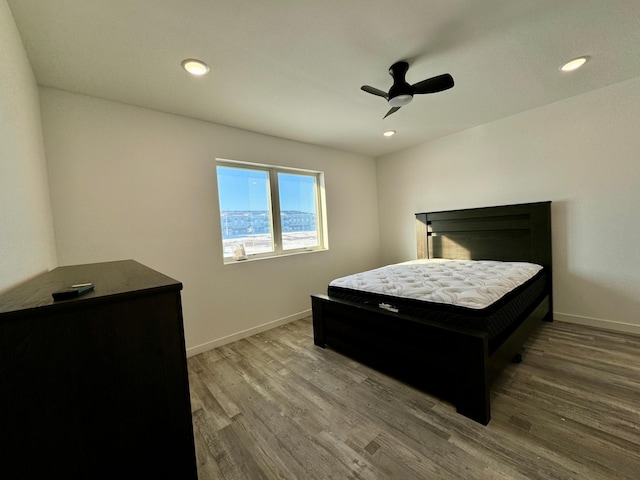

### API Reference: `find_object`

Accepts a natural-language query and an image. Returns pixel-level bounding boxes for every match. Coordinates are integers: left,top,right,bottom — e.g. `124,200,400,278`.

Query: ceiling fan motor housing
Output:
388,61,413,106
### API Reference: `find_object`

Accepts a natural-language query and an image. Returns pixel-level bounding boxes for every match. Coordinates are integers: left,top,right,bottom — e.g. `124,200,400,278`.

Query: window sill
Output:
223,247,328,265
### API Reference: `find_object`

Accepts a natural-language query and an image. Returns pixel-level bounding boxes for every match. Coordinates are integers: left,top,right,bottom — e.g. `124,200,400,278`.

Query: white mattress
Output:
328,259,543,310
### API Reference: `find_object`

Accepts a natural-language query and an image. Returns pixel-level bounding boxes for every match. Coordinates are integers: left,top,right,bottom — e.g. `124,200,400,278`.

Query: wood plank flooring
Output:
188,318,640,479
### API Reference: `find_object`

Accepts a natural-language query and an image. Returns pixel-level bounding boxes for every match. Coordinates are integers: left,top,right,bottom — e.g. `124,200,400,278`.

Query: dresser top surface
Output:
0,260,181,317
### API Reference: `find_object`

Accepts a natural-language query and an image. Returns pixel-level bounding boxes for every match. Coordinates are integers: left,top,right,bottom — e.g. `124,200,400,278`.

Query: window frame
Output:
215,158,328,263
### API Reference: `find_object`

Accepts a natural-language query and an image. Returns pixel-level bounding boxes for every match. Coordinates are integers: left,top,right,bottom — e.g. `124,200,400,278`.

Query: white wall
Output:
39,88,380,354
0,0,57,293
377,76,640,335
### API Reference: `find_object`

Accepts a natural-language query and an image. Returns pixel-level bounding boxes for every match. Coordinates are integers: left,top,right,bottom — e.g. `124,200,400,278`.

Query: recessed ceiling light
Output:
383,130,396,137
560,56,589,72
181,59,210,76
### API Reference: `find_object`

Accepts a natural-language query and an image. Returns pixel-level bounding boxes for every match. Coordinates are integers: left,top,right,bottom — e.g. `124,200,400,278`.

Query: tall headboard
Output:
415,201,552,275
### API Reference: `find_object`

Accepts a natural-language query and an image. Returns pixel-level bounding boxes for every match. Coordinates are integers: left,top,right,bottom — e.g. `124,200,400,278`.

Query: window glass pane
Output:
217,166,273,257
278,172,319,250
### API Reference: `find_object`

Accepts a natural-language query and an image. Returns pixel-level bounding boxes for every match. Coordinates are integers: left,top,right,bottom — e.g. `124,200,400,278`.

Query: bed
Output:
311,201,552,425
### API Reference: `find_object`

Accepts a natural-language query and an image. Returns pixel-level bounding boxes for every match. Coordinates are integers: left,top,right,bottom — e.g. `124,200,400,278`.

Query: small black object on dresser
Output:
0,260,198,479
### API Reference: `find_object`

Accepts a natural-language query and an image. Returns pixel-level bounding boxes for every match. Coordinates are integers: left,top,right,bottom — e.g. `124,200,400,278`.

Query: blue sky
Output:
217,166,316,213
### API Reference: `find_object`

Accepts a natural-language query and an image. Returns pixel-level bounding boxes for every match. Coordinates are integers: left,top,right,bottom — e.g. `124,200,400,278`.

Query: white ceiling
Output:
8,0,640,158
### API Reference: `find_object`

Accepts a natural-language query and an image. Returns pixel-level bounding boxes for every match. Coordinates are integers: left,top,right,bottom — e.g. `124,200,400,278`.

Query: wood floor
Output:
187,318,640,479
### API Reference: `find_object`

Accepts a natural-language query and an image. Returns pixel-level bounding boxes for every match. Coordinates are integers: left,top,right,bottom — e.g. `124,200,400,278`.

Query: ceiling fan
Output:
361,61,454,118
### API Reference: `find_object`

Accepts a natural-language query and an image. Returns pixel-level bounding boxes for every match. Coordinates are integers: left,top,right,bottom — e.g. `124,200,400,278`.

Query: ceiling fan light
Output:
388,94,413,107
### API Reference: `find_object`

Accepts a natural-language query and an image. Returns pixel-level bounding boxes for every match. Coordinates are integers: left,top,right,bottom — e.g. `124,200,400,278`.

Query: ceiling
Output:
7,0,640,158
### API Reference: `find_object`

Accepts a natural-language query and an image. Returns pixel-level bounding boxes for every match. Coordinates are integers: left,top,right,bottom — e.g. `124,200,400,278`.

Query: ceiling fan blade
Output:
361,85,389,99
383,106,401,119
412,73,454,95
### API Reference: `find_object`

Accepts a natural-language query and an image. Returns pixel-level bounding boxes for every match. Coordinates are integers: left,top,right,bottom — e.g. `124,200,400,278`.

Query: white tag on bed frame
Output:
379,303,399,313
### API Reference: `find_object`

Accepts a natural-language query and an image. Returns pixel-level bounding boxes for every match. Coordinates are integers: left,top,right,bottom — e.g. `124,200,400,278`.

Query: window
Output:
216,159,327,262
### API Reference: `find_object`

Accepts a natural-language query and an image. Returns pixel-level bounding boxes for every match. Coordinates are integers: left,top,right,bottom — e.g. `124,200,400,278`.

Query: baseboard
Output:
554,312,640,336
186,309,312,357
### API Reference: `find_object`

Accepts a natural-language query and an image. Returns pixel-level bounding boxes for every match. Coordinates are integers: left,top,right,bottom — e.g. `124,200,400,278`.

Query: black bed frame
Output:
311,201,552,425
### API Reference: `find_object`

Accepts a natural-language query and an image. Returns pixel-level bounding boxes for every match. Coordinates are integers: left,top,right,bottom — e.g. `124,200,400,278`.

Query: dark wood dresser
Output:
0,260,197,479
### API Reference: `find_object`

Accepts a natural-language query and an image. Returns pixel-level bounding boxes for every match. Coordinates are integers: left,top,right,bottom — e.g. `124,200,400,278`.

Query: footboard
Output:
311,294,491,424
